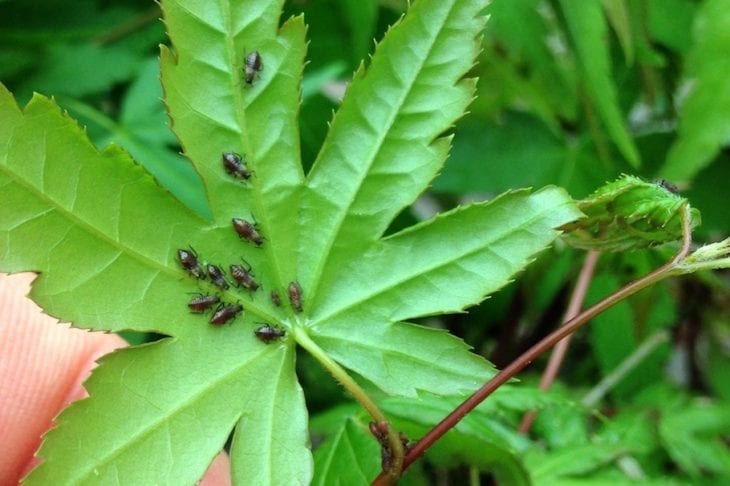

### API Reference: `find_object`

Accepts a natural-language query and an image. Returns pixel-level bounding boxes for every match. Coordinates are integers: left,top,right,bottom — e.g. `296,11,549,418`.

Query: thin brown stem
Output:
372,207,693,484
518,250,600,434
93,7,160,45
674,204,694,263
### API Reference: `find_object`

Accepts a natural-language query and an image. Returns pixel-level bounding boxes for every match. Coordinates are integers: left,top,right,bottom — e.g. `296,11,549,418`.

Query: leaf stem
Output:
581,329,670,407
293,327,404,481
372,204,694,483
518,249,600,434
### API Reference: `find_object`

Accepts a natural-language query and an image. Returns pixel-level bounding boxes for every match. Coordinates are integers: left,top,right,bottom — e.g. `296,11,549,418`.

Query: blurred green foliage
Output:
2,0,728,483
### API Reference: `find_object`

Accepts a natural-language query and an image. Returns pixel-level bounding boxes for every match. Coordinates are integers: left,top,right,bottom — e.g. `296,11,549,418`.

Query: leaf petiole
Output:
292,326,404,480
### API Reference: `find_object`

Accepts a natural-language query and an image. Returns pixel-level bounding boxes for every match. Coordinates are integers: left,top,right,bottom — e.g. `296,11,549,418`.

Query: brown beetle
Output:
210,303,243,326
222,152,251,180
177,247,205,279
288,281,303,313
230,262,259,292
254,323,285,343
232,217,263,247
207,264,230,290
188,294,220,313
270,290,282,307
243,50,263,85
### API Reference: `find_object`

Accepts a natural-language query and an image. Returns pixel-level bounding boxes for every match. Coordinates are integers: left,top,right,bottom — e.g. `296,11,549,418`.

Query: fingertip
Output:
0,273,126,483
1,273,232,485
200,453,232,486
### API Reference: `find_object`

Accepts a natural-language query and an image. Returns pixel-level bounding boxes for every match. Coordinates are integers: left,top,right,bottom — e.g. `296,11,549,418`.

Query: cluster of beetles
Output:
175,50,301,344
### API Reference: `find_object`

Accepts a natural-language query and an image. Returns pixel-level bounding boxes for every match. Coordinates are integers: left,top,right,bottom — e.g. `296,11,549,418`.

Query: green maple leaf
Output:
0,0,581,483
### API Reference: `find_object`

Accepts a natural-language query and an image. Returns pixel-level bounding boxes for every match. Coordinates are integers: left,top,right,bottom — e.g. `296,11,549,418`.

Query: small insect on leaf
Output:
254,323,285,343
230,263,259,292
270,290,281,307
207,264,230,290
288,281,303,313
187,294,220,313
369,421,389,443
222,152,251,180
232,217,263,247
177,247,205,279
243,50,263,85
210,303,243,326
654,178,679,194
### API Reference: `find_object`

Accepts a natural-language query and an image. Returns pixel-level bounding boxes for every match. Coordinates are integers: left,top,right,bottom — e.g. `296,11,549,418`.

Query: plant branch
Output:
518,249,600,434
372,205,694,484
581,329,670,407
294,327,404,482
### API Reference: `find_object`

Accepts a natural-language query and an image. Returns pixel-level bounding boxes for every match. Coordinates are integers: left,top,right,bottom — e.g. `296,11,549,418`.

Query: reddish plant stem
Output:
518,250,600,434
372,206,693,485
378,260,669,480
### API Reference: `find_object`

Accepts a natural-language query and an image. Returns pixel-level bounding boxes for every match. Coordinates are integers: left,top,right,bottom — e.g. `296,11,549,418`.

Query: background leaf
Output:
485,0,578,131
24,43,142,98
341,0,378,65
587,270,673,399
312,417,381,485
558,0,640,167
659,400,730,478
660,0,730,181
61,59,210,218
603,0,634,65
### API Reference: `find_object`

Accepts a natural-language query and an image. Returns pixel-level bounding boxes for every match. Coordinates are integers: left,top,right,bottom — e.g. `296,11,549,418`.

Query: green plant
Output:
0,0,574,482
2,0,729,484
